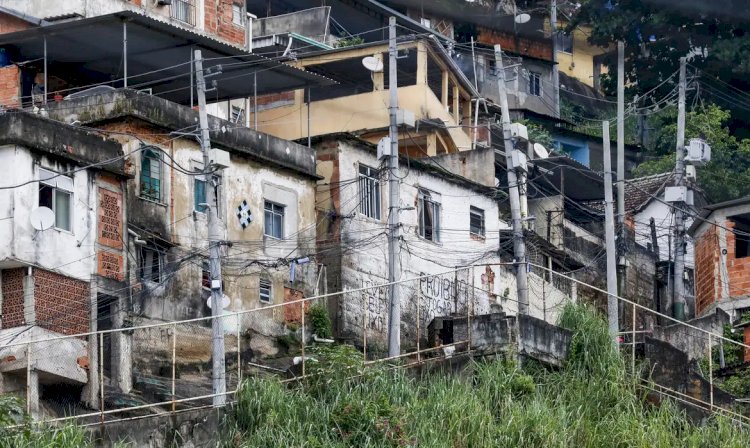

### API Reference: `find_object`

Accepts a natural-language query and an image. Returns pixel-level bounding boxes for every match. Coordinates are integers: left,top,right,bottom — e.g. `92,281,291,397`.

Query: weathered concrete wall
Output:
518,314,571,366
93,406,222,447
652,309,730,362
316,137,570,348
252,6,330,42
428,146,496,188
475,54,555,118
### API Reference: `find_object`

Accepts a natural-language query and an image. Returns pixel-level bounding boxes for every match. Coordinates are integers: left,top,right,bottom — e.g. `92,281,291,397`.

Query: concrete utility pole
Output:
386,17,402,357
550,0,560,118
616,41,626,322
673,57,687,320
494,44,529,313
194,50,226,406
602,121,620,341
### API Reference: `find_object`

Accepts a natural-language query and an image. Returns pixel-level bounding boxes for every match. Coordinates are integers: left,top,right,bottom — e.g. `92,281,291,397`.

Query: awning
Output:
0,11,335,105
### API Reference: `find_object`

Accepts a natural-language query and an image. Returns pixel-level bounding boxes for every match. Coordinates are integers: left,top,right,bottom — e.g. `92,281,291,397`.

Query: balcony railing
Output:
171,0,196,26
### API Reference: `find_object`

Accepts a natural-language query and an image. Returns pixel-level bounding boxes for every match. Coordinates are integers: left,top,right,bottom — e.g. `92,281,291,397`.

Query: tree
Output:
569,1,750,109
633,104,750,202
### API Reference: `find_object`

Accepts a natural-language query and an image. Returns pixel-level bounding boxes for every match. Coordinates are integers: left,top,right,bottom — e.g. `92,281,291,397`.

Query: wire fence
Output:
2,264,750,427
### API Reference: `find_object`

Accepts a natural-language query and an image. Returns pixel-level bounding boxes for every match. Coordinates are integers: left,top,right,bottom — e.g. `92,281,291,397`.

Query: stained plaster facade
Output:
315,135,570,350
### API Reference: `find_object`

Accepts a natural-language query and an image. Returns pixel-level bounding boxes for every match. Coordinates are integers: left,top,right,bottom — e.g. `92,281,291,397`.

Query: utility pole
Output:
550,0,560,118
602,121,619,341
616,41,626,323
494,44,529,313
194,50,226,406
673,57,687,320
386,17,402,357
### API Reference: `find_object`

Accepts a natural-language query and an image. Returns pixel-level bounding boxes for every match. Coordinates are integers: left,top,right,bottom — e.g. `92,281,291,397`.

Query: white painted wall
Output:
0,145,98,281
327,140,570,347
634,198,695,269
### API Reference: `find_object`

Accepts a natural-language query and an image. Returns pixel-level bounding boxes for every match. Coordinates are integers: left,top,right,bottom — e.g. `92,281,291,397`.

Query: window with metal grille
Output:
528,71,542,97
358,164,381,220
141,148,162,202
171,0,196,26
139,245,164,282
231,105,245,123
259,278,272,303
194,178,207,213
38,167,73,231
418,189,441,242
470,206,485,237
264,201,284,239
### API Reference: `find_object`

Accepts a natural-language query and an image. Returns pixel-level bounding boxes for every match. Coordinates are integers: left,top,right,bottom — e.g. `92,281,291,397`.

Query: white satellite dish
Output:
29,206,55,231
362,56,384,73
533,143,550,159
514,13,531,24
207,294,231,310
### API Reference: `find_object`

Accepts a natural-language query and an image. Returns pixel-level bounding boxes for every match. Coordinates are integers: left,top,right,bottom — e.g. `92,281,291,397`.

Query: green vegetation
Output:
0,396,94,448
225,304,750,447
334,36,365,48
700,312,750,397
308,303,333,339
633,104,750,202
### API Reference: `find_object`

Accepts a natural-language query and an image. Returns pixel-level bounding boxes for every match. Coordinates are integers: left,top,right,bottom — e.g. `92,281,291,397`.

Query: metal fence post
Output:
363,292,368,361
708,333,714,409
632,302,636,374
469,267,474,352
26,343,31,415
301,301,306,377
236,313,242,390
99,331,105,423
172,323,177,413
416,279,421,363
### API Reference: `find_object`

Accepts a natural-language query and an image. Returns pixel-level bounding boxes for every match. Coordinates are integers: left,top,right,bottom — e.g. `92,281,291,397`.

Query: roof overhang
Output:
0,11,335,105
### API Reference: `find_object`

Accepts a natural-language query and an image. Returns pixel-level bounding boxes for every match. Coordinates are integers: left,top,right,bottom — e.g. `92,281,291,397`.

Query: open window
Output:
140,148,162,202
358,164,381,220
418,189,441,242
470,206,485,238
259,278,272,304
38,167,73,231
139,244,165,283
528,71,542,97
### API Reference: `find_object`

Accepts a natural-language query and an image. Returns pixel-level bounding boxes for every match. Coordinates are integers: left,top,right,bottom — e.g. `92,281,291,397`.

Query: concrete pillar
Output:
28,369,39,419
23,268,34,325
452,85,460,124
0,269,4,329
112,295,132,392
82,285,99,409
416,42,427,85
441,71,449,108
373,53,384,91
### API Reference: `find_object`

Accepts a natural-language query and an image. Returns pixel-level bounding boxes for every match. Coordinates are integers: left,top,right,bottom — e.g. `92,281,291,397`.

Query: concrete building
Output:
47,88,321,377
690,197,750,319
0,0,251,48
0,112,129,417
314,133,571,349
253,37,478,156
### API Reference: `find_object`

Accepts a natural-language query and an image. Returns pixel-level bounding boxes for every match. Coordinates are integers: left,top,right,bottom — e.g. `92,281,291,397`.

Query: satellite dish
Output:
30,206,55,231
533,143,549,159
207,294,231,310
514,13,531,24
362,56,384,73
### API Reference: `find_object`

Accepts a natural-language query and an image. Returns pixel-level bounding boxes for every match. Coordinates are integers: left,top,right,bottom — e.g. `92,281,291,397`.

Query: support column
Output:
123,21,128,88
373,54,384,91
23,267,34,326
82,285,100,409
416,42,427,85
441,71,449,107
112,294,132,393
27,345,39,418
452,85,460,124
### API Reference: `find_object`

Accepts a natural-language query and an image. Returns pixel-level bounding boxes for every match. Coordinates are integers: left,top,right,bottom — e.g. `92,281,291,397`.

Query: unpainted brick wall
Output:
724,219,750,298
1,268,26,328
0,13,33,34
0,65,20,108
204,0,246,46
34,268,90,335
694,225,718,315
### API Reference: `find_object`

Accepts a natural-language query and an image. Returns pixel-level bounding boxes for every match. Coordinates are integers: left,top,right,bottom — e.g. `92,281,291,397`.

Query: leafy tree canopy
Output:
633,104,750,202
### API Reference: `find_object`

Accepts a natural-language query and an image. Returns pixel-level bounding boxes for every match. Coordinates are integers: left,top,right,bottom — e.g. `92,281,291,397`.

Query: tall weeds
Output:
227,303,750,447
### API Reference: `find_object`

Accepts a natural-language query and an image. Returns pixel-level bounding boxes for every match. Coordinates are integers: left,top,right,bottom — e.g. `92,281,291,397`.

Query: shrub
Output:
308,304,333,339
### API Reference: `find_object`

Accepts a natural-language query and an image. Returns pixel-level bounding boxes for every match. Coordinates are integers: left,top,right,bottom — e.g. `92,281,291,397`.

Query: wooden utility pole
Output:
673,57,687,320
494,45,529,313
195,50,226,406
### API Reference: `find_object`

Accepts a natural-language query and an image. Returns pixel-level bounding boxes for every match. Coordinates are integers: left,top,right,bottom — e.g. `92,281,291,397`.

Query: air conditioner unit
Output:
208,148,230,169
510,123,529,142
684,138,711,166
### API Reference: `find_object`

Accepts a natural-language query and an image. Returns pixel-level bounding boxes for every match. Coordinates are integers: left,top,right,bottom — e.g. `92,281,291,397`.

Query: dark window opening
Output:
731,216,750,259
139,245,165,282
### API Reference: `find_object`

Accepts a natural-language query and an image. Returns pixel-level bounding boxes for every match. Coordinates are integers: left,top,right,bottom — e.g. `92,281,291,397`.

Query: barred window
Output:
358,164,381,220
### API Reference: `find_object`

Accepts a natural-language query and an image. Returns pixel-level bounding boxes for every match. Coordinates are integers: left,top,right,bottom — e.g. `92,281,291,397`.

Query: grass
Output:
225,303,750,447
